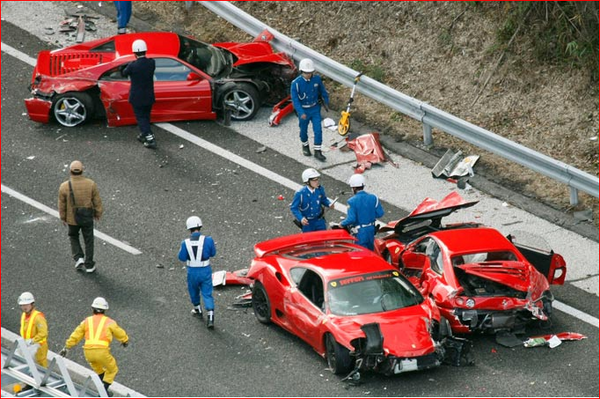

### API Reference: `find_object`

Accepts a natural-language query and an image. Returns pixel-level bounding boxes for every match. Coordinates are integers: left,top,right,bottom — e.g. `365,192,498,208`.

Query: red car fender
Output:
548,253,567,285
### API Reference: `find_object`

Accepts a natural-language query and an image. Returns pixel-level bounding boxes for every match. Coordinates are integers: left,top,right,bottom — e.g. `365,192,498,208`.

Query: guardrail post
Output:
422,123,433,146
569,187,579,206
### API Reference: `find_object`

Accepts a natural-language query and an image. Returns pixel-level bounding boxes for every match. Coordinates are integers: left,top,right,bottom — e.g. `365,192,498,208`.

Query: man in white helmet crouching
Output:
291,168,334,232
340,174,384,250
178,216,217,329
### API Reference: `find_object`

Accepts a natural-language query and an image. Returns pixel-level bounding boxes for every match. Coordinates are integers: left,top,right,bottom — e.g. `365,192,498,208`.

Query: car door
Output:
285,268,326,349
152,57,215,122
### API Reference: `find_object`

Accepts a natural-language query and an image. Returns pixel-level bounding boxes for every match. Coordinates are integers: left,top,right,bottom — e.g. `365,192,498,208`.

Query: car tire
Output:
52,92,94,127
325,333,353,375
221,83,260,121
251,281,271,324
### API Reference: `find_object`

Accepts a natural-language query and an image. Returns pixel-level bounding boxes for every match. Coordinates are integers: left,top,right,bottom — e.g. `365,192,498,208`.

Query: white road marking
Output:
1,184,142,255
3,42,597,328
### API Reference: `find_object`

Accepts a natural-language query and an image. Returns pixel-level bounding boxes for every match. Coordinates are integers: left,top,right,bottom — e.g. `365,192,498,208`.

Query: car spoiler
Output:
254,230,356,258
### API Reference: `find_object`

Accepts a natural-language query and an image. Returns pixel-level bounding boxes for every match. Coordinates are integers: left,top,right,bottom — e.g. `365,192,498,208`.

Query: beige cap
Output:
70,160,84,173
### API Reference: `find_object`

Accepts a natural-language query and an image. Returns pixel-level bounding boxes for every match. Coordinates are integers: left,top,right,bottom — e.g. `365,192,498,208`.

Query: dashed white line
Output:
1,184,142,255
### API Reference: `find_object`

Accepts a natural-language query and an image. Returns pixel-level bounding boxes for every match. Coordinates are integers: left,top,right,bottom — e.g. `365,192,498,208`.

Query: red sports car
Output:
246,229,470,380
25,31,296,127
375,192,567,334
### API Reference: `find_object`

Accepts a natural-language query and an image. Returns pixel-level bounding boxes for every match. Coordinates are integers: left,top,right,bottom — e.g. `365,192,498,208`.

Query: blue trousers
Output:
114,1,132,29
355,226,376,251
132,104,153,136
302,218,327,233
298,106,323,146
187,267,214,311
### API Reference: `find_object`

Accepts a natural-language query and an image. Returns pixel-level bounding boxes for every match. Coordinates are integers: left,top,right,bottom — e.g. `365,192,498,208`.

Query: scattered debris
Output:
573,209,593,222
322,117,337,131
256,146,267,153
179,144,184,149
496,331,523,348
346,133,398,173
432,149,479,179
232,291,253,308
277,195,284,200
524,332,587,348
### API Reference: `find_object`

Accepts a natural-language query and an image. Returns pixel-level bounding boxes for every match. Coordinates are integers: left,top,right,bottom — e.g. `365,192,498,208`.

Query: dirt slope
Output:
133,1,598,223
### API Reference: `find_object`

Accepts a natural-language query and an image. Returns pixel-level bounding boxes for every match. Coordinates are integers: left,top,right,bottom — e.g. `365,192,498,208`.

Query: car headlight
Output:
465,298,476,308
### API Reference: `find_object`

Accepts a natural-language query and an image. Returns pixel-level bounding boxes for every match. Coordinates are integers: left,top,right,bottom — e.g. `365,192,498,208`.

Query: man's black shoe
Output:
314,150,326,162
302,145,312,156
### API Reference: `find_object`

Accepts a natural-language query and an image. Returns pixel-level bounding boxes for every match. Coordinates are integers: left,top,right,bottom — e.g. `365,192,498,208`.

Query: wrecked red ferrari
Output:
25,31,296,127
375,192,567,334
246,229,470,380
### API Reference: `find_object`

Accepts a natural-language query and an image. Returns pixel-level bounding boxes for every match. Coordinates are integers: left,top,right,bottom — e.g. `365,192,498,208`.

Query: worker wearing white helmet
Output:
178,216,217,329
290,168,335,232
122,38,157,149
290,58,330,162
18,292,49,367
340,174,384,250
60,297,129,396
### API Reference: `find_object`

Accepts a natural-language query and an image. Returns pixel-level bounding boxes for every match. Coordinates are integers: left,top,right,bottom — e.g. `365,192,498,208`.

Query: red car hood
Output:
456,261,535,292
214,41,294,67
380,192,478,233
331,305,437,357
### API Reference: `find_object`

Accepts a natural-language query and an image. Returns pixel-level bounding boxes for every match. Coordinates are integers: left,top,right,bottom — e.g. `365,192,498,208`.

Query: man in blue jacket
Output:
178,216,217,329
340,174,384,250
122,39,157,149
290,168,334,232
291,58,330,162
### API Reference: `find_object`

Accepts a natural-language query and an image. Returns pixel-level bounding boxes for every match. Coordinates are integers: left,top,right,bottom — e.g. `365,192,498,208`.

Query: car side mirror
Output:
187,72,202,81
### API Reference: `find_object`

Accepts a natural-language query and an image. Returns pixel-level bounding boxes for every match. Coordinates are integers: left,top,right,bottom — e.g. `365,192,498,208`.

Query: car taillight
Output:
549,253,567,285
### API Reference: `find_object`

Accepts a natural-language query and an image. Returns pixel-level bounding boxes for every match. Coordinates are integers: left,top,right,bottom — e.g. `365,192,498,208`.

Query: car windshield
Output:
453,251,518,266
177,35,228,77
327,271,423,316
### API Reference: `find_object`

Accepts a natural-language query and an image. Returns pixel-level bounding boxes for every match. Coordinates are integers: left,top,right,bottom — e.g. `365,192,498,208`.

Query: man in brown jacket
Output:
58,160,103,273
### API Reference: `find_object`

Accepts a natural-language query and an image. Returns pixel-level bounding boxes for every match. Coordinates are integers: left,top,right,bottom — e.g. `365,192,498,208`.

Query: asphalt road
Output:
1,10,598,398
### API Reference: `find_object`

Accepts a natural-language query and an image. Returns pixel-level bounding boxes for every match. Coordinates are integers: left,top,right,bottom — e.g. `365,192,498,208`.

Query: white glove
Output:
25,338,33,345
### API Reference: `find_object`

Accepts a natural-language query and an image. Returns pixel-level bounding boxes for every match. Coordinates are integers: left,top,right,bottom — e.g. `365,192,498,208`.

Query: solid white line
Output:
1,184,142,255
4,41,596,328
1,42,37,66
156,122,349,214
554,300,599,328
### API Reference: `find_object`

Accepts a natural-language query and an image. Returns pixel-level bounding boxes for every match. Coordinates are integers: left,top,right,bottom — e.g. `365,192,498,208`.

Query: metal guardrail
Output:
199,1,599,205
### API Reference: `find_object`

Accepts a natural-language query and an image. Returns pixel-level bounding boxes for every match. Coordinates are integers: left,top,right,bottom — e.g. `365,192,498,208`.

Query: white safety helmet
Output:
348,174,366,188
132,39,148,53
299,58,315,73
91,297,109,310
186,216,203,230
18,292,35,305
302,168,321,183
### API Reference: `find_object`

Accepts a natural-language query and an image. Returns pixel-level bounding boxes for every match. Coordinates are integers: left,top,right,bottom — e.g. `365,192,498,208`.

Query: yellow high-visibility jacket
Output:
65,314,128,350
20,309,48,345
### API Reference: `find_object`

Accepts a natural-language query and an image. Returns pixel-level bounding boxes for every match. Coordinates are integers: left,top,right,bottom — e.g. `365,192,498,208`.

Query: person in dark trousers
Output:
290,168,334,232
340,174,384,251
122,39,157,149
58,160,103,273
178,216,217,329
114,1,132,34
290,58,330,162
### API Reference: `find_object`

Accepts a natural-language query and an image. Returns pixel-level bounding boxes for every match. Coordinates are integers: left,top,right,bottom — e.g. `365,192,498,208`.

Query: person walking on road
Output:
18,292,48,367
291,58,330,162
178,216,217,329
58,160,103,273
114,1,132,34
340,174,384,251
290,168,334,232
59,297,129,395
122,39,157,149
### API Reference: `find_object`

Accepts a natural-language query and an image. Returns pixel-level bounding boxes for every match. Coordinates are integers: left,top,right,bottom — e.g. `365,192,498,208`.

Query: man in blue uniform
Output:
178,216,217,329
114,1,132,34
291,58,330,162
122,39,157,149
290,168,334,232
340,174,384,250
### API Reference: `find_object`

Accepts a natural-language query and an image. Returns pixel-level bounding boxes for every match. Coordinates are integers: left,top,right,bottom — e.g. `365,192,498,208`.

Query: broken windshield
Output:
177,35,227,77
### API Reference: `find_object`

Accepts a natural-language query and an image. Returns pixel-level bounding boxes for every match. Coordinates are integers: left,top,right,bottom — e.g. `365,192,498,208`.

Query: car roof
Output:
430,227,515,254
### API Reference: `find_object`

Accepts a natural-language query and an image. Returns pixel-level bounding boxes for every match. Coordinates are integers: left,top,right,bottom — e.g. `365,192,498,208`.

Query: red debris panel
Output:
346,132,398,173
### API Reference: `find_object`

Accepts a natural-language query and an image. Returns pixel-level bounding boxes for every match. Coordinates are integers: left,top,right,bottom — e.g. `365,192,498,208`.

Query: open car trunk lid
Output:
456,261,532,292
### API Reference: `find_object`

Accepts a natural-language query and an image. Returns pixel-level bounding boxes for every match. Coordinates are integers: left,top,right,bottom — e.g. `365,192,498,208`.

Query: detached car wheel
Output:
252,281,271,324
52,92,94,127
222,83,260,121
325,333,353,375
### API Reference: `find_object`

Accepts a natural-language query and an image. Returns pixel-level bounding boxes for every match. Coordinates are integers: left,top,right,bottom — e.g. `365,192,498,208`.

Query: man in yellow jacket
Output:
18,292,48,367
60,297,128,395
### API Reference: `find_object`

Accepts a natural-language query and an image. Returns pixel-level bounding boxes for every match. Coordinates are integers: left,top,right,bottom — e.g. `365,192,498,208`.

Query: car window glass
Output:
461,251,518,264
178,35,225,76
154,58,192,81
327,271,422,316
281,244,359,260
100,63,129,81
90,41,115,52
425,240,444,275
295,269,324,310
